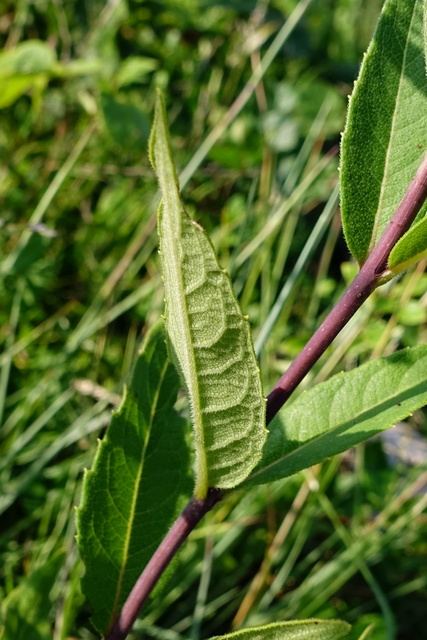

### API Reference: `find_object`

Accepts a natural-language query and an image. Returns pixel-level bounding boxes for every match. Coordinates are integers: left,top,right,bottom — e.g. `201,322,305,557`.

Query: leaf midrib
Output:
155,120,208,497
110,358,170,625
369,0,419,254
248,371,426,483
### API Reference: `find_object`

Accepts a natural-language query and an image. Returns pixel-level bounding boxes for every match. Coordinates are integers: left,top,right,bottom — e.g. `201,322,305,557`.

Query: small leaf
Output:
76,323,192,634
115,56,158,87
246,345,427,486
340,0,427,265
209,619,351,640
101,93,150,151
149,92,267,498
0,40,56,108
0,40,55,77
1,553,64,640
387,213,427,274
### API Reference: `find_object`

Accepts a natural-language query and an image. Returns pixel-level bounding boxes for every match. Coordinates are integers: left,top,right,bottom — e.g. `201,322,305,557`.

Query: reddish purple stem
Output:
106,488,223,640
267,152,427,423
105,152,427,640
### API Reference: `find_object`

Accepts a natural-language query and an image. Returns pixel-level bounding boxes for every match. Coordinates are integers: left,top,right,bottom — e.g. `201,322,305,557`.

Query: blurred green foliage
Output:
1,1,426,639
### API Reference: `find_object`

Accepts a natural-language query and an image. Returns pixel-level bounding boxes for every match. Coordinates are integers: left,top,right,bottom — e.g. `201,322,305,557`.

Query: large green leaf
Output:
340,0,427,266
209,620,351,640
245,345,427,486
149,92,267,498
76,324,192,634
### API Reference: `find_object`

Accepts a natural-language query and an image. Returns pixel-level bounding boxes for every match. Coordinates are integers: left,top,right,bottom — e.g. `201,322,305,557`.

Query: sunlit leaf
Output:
115,56,158,87
149,91,267,498
0,40,55,108
77,324,192,634
209,619,351,640
340,0,427,266
245,345,427,486
0,40,55,77
388,213,427,274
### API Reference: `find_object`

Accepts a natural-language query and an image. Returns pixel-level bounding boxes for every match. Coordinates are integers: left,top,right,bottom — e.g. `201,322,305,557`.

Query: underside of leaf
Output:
209,619,351,640
149,92,267,497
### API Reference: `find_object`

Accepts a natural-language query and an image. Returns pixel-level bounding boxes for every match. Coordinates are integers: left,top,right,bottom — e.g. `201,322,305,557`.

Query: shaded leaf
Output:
1,553,64,640
101,93,150,151
340,0,427,265
149,91,267,498
11,233,52,277
246,346,427,486
76,323,192,634
209,620,351,640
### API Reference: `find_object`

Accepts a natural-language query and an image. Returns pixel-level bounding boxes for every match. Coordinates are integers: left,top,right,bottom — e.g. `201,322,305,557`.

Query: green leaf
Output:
115,56,158,87
425,0,427,71
1,553,64,640
149,91,267,498
340,0,427,266
388,213,427,274
245,345,427,486
0,40,56,108
101,93,150,151
209,620,351,640
0,40,55,77
76,323,192,634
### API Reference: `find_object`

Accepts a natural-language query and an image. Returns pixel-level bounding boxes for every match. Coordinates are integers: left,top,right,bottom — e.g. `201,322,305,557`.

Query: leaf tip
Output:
148,89,165,171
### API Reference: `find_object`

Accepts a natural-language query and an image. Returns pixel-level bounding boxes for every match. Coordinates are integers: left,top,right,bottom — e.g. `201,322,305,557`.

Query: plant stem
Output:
266,152,427,423
106,152,427,640
105,488,223,640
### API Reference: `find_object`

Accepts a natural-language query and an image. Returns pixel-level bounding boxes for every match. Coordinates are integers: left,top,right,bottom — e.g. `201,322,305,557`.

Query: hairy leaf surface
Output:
340,0,427,266
209,620,351,640
388,210,427,273
77,324,192,634
149,92,267,498
245,346,427,486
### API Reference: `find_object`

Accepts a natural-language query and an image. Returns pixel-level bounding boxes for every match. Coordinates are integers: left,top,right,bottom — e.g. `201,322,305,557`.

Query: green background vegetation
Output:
1,1,427,639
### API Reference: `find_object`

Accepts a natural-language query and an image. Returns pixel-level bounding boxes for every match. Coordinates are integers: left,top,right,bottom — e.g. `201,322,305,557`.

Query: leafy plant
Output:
1,0,427,639
74,0,427,639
